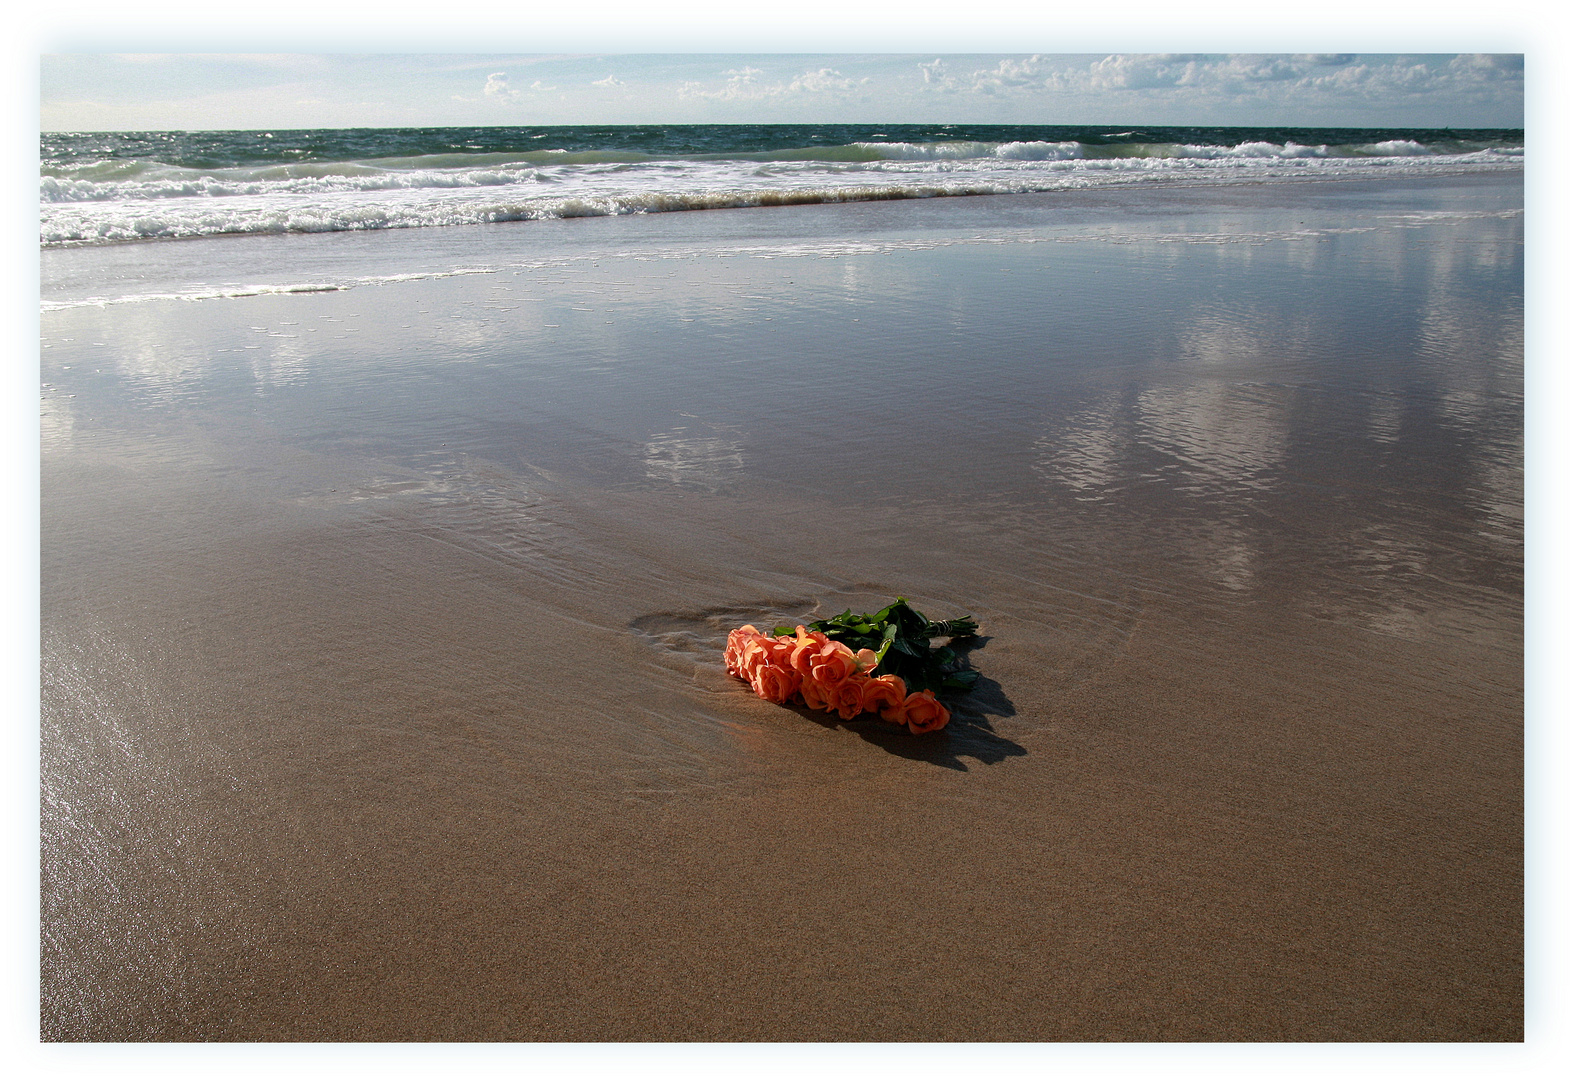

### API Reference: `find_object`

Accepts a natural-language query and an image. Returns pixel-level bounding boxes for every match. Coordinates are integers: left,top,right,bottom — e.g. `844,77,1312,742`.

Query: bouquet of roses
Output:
724,598,979,735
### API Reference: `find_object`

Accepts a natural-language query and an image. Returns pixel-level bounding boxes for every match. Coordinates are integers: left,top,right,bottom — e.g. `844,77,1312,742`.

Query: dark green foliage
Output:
774,598,980,695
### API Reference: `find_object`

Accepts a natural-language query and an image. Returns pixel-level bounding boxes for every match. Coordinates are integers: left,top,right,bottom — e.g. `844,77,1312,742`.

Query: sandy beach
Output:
41,173,1522,1040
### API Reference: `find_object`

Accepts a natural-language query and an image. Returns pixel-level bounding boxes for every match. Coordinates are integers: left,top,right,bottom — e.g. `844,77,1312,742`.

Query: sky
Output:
40,52,1524,132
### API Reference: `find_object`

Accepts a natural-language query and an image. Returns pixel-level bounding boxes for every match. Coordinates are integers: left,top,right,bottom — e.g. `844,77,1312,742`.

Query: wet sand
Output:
41,175,1523,1040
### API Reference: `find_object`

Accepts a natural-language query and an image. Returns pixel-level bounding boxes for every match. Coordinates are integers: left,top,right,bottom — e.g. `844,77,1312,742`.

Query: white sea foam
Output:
39,140,1522,248
857,140,1085,161
1170,141,1330,159
1367,139,1434,156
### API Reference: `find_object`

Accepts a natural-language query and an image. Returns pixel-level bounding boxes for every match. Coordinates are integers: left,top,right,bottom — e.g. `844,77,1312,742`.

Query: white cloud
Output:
1084,54,1204,91
1004,53,1526,124
1447,53,1524,84
681,65,868,101
969,54,1049,92
786,68,865,93
483,72,518,104
679,67,764,101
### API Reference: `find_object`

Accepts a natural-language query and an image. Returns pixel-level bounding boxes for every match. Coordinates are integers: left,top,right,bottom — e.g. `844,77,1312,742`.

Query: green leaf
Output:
779,598,982,700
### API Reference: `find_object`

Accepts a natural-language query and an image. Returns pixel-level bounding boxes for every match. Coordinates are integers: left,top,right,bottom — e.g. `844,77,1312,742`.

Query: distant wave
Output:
851,140,1086,161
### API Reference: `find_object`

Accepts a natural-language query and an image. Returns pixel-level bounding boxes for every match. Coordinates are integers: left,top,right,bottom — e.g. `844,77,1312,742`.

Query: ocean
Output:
42,123,1522,248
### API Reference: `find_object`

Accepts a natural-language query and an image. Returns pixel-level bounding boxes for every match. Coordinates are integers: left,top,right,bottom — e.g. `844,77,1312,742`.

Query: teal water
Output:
41,124,1524,247
43,123,1524,169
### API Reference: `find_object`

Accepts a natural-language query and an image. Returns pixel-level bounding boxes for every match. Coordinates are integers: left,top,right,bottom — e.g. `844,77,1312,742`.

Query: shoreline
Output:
41,170,1524,316
40,164,1522,262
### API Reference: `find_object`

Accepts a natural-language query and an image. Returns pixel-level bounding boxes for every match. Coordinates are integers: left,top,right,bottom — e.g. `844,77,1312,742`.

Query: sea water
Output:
42,123,1521,250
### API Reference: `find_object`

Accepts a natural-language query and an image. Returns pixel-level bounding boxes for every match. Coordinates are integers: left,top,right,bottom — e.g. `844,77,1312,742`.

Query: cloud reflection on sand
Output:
41,391,75,452
1034,379,1288,594
644,425,746,493
1028,233,1519,642
1032,397,1125,499
1135,381,1288,494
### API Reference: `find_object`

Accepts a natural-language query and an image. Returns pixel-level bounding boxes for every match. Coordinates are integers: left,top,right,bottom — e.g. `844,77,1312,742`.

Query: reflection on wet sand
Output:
1027,203,1519,647
644,424,746,492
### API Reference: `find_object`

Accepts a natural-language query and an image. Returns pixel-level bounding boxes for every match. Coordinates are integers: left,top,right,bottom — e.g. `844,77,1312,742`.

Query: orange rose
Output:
762,635,796,670
800,676,833,712
736,636,772,679
788,627,831,676
829,676,869,721
861,674,908,720
807,640,861,687
750,662,801,705
725,625,763,677
895,689,950,735
760,634,802,674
